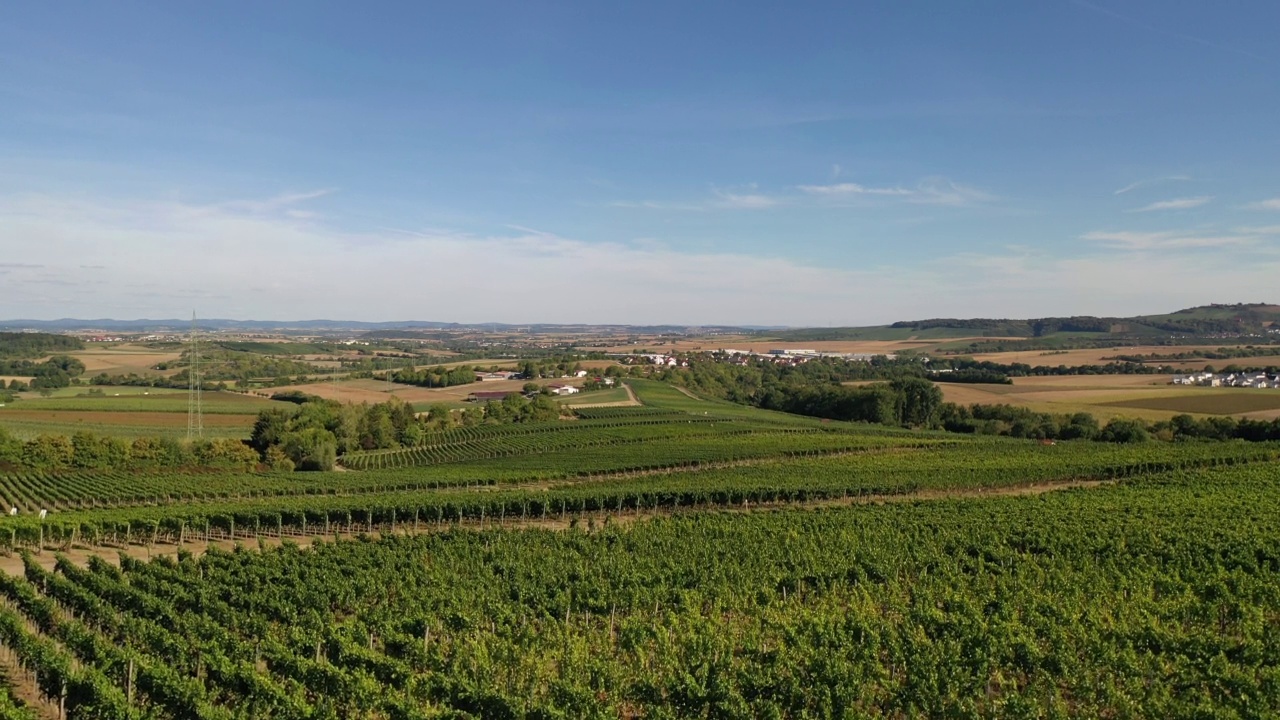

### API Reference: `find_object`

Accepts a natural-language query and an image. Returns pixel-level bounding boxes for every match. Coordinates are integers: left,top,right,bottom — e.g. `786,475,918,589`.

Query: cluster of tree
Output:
389,364,478,388
159,349,323,382
0,356,87,389
250,392,565,471
756,378,944,427
86,372,229,391
30,356,86,389
0,428,258,472
0,332,83,358
933,357,1170,376
929,369,1012,384
1108,344,1280,363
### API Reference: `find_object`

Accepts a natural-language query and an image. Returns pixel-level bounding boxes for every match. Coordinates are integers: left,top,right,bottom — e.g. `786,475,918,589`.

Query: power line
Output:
187,311,202,440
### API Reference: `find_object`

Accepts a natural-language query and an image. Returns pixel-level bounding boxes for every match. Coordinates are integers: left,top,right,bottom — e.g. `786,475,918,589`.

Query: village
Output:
1172,371,1280,389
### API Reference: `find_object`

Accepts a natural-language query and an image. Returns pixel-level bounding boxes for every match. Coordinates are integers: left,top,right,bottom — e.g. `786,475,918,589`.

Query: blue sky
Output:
2,1,1278,325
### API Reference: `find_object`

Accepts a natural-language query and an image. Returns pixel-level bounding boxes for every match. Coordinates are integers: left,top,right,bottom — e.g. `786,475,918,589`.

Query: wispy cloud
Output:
1072,0,1269,63
1081,229,1256,250
612,176,993,213
219,189,335,215
1114,175,1192,194
1129,196,1213,212
1245,197,1280,211
711,186,780,209
798,177,994,207
797,182,911,197
1236,225,1280,235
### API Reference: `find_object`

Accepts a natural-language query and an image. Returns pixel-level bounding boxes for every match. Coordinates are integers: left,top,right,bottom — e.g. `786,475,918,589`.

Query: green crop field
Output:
557,386,630,405
0,413,253,441
3,390,276,414
0,379,1277,718
1100,390,1280,415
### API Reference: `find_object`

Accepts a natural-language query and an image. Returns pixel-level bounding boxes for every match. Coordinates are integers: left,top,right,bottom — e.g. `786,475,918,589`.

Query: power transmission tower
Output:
187,312,203,440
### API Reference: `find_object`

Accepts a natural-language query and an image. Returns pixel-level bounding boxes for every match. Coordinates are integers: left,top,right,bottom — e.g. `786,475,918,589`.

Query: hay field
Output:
1098,393,1280,416
933,374,1280,420
54,343,183,373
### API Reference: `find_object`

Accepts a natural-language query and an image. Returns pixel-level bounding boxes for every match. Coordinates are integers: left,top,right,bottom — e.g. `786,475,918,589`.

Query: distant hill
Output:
0,318,761,335
763,303,1280,346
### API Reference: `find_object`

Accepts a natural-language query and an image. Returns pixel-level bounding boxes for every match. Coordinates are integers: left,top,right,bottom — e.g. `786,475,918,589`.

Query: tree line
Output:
0,428,257,473
0,332,83,359
649,359,1280,443
0,355,87,390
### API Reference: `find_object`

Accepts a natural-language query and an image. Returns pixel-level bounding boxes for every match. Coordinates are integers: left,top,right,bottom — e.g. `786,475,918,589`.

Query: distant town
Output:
1173,371,1279,389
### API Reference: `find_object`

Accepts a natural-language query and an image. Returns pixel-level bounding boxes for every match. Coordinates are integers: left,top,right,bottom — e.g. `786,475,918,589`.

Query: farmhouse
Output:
476,371,519,382
547,384,580,395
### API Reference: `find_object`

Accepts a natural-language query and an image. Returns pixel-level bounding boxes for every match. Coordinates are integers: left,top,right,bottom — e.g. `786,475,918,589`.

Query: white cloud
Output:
1236,225,1280,235
1113,175,1191,195
710,187,780,209
3,190,1276,325
796,182,911,197
798,177,994,207
1128,196,1213,212
1245,197,1280,210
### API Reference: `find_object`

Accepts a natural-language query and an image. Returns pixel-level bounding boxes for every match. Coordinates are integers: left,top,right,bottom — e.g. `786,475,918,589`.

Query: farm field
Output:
1099,391,1280,416
54,345,183,376
557,385,632,407
270,377,594,409
0,388,272,439
0,410,253,440
930,374,1280,420
964,344,1280,368
1,390,275,414
0,378,1277,717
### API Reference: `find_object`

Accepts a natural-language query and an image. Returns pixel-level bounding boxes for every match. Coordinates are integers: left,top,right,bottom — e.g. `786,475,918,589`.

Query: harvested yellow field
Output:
935,374,1279,421
58,347,183,375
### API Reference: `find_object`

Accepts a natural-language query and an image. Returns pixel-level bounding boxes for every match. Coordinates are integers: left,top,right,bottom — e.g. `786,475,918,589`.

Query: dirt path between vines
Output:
0,478,1109,577
0,643,60,719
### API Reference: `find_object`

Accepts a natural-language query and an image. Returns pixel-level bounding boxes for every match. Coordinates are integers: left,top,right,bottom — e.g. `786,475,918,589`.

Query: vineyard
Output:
0,465,1277,717
0,380,1277,716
